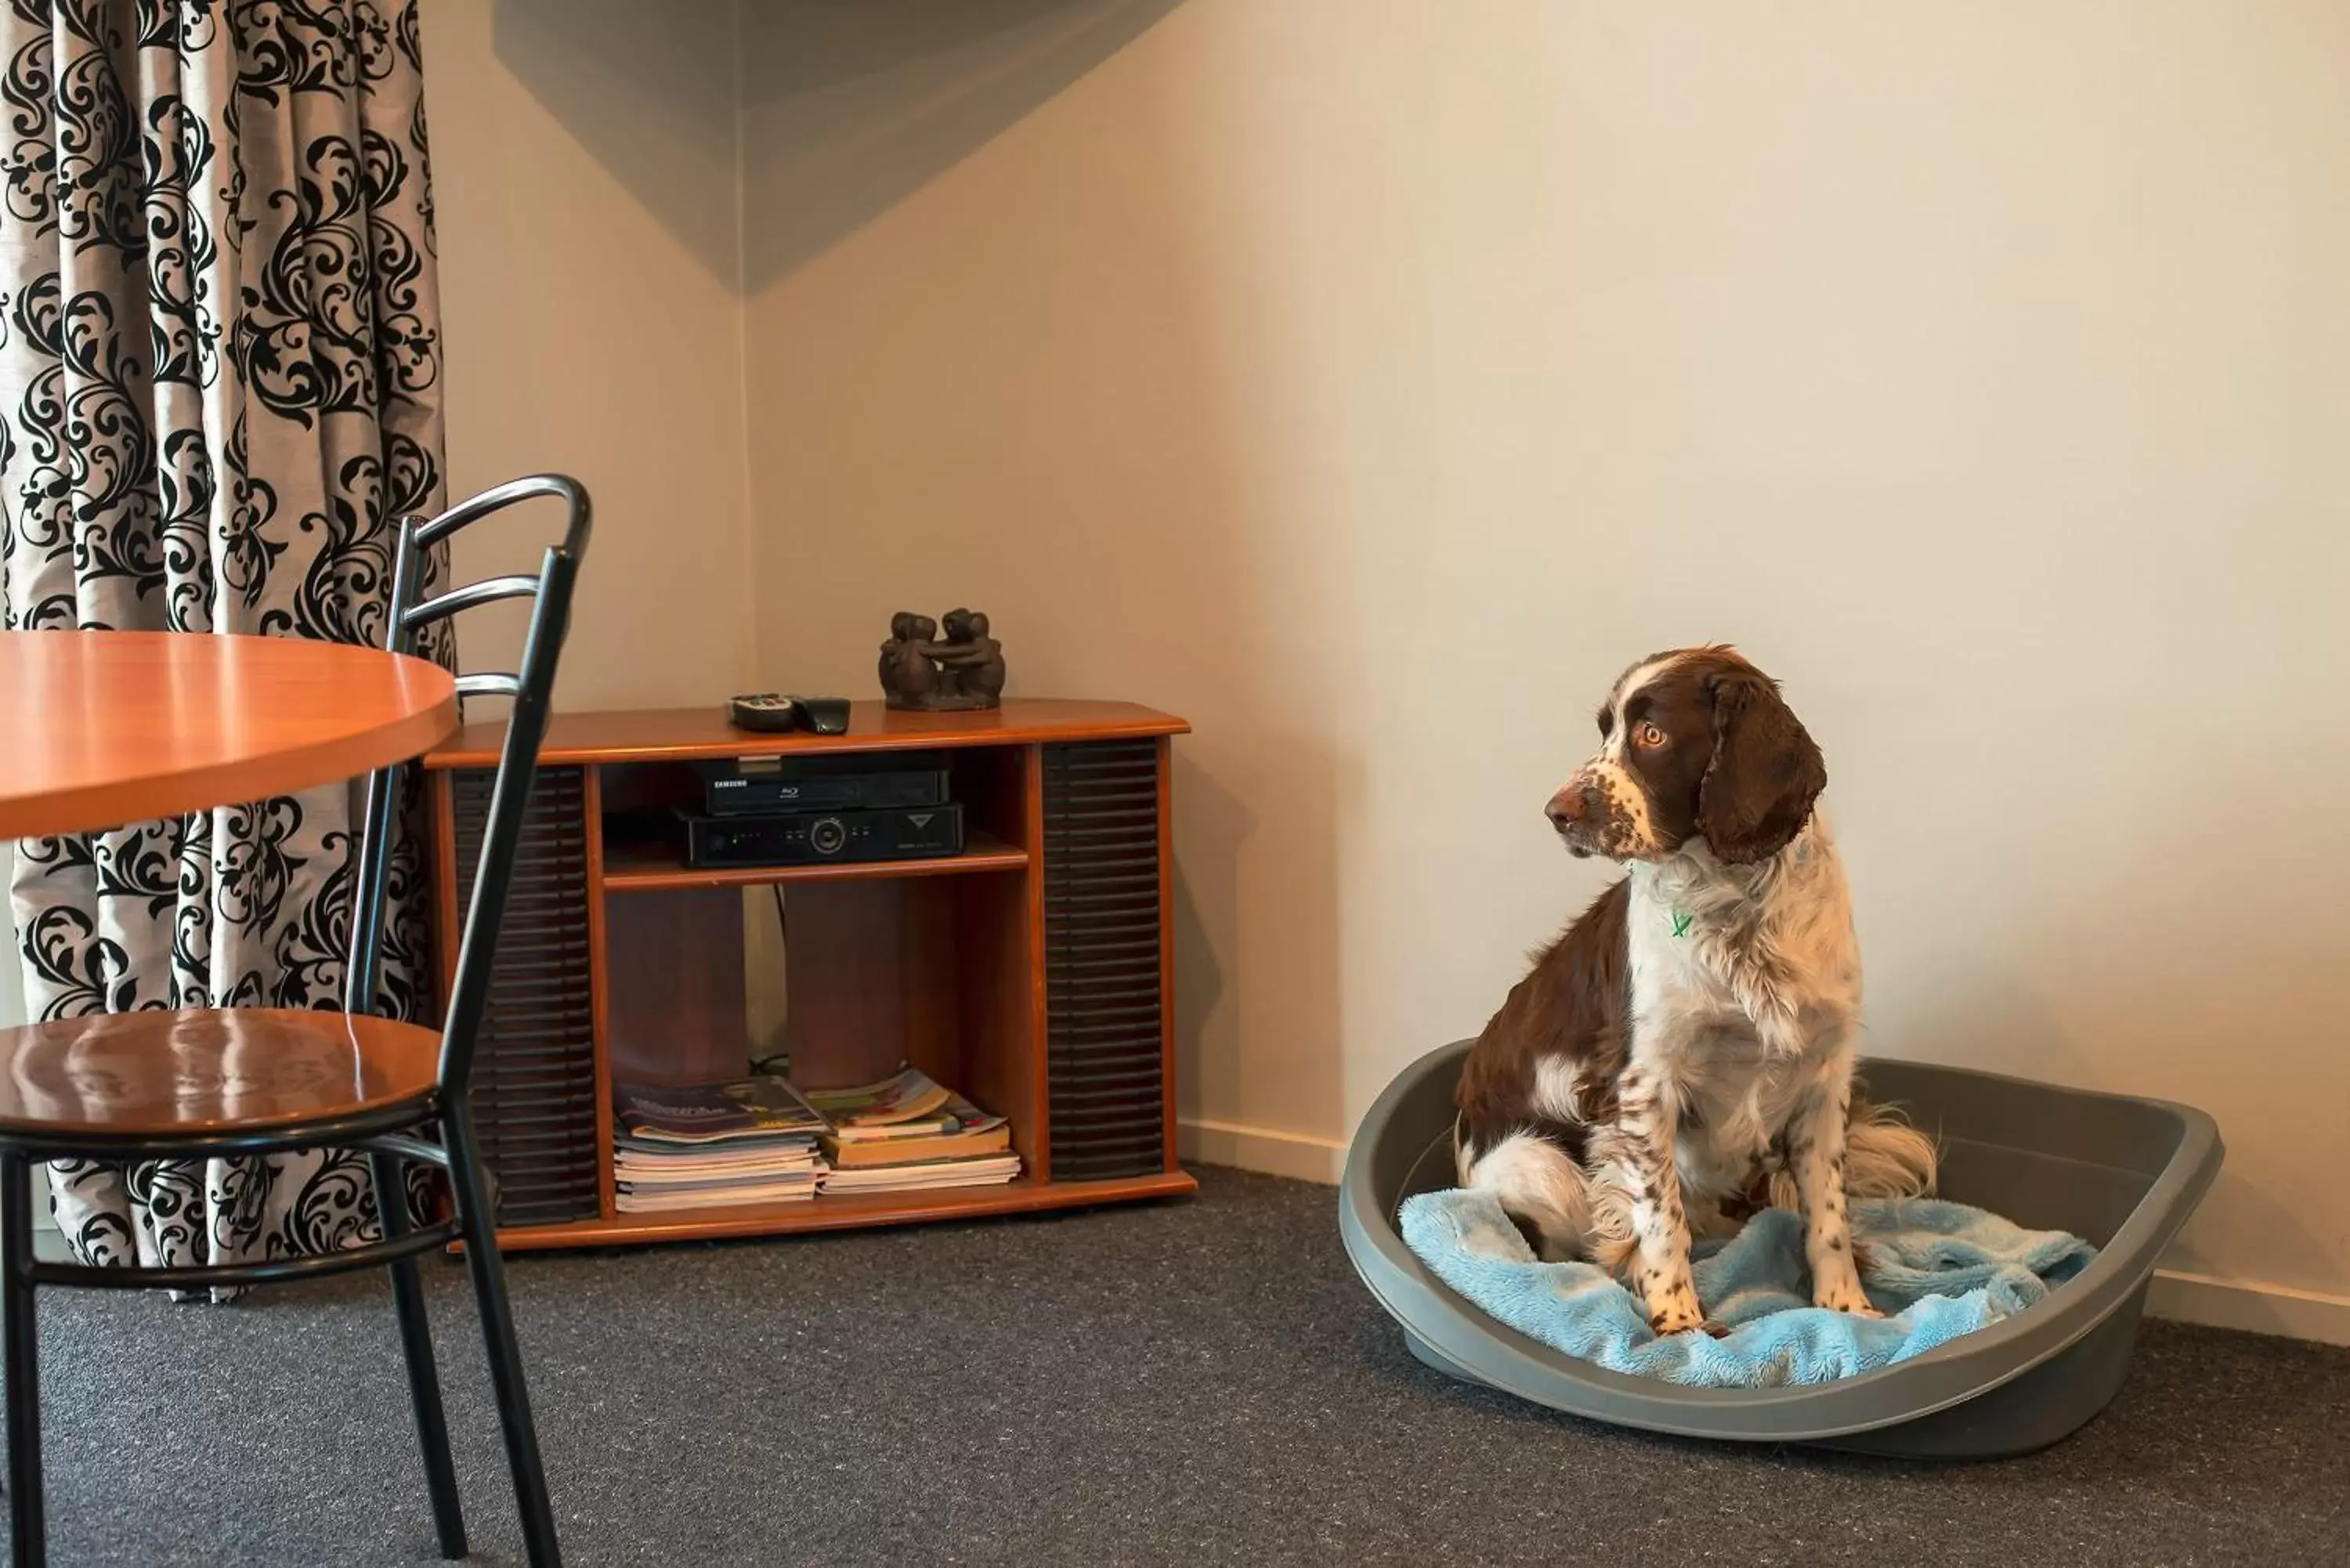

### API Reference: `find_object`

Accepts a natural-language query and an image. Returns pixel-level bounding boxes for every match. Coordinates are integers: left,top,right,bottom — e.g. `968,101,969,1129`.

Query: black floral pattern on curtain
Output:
0,0,449,1293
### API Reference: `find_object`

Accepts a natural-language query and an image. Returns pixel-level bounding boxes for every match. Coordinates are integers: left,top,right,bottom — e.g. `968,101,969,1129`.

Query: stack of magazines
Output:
613,1075,829,1212
804,1067,1020,1195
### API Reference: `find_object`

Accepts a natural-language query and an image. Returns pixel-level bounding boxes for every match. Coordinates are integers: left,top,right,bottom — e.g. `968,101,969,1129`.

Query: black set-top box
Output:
699,753,948,817
684,804,964,869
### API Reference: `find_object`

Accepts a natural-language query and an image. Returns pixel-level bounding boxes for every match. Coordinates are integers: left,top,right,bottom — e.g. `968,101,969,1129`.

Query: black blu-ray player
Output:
683,804,964,869
698,756,949,816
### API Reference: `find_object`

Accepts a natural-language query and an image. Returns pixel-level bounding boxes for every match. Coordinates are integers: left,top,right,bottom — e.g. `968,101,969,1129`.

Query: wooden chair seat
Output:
0,1009,442,1139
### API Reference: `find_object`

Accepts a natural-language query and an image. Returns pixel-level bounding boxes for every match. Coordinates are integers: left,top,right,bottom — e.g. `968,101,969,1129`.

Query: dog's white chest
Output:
1624,883,1740,1028
1620,830,1864,1158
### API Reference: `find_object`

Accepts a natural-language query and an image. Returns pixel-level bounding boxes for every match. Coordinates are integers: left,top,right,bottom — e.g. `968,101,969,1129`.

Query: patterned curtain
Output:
0,0,447,1292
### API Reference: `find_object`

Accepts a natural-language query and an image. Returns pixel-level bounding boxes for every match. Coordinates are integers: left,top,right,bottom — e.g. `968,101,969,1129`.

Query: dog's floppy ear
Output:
1697,669,1826,864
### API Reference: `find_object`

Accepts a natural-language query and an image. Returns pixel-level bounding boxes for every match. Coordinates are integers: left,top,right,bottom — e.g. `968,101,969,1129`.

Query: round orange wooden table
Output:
0,631,459,839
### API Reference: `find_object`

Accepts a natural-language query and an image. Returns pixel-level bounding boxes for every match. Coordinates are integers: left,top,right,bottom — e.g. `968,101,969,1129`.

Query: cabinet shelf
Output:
599,830,1029,892
489,1170,1200,1252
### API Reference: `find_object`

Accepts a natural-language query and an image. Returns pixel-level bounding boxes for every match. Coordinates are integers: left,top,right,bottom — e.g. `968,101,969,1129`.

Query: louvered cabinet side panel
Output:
448,766,602,1226
1040,739,1169,1181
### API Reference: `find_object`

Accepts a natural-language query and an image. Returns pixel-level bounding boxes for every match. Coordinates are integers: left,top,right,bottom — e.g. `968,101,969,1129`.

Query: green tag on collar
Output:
1670,909,1694,938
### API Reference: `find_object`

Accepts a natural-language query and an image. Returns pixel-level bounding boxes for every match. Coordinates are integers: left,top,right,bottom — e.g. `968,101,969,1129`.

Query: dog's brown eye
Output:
1636,722,1667,749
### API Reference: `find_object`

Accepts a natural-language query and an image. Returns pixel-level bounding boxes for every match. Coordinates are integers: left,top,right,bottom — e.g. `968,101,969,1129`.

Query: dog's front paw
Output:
1814,1281,1881,1317
1649,1303,1706,1336
1647,1284,1707,1337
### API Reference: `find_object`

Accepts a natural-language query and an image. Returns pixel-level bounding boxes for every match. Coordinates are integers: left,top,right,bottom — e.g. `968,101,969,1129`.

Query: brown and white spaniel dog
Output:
1455,646,1934,1336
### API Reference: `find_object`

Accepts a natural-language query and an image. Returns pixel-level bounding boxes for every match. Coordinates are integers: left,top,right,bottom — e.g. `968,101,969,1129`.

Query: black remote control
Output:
790,696,851,735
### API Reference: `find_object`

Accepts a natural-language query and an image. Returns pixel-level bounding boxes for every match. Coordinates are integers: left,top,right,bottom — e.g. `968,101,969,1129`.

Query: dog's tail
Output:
1844,1097,1940,1199
1762,1097,1939,1211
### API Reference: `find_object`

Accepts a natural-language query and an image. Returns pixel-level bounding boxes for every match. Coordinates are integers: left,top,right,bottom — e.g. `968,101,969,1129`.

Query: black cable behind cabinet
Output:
1040,739,1168,1181
448,766,602,1226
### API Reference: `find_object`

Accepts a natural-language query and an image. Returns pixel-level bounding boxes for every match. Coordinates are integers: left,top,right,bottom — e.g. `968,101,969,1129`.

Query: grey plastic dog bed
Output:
1340,1040,2223,1458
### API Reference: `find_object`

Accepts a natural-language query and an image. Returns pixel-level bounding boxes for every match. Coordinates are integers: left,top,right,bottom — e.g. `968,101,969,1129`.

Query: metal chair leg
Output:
2,1154,45,1568
443,1107,561,1568
372,1151,468,1559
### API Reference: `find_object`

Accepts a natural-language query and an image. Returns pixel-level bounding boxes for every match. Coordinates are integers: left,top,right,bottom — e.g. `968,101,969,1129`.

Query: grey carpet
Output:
19,1167,2349,1567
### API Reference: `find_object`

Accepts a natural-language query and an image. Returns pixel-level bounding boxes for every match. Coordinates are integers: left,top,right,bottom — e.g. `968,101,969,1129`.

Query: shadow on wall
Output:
739,0,1187,286
1167,746,1345,1144
487,0,1350,1160
492,0,1184,287
490,0,743,282
732,0,1350,1151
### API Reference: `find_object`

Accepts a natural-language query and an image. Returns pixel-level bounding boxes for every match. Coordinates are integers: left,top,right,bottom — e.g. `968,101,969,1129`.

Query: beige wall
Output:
739,0,2350,1325
421,0,752,706
7,2,2345,1331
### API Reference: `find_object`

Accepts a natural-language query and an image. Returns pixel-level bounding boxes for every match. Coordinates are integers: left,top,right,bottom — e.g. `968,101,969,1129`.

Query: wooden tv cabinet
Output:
421,699,1195,1251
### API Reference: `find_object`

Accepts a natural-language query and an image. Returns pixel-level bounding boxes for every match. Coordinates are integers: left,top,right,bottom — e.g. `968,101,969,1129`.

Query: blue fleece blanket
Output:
1399,1190,2095,1388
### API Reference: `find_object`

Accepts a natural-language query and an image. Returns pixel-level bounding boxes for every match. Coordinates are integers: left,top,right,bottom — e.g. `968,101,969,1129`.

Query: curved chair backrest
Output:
342,475,593,1100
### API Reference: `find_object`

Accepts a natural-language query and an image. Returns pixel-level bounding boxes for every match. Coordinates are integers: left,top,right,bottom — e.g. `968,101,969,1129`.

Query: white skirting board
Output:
1178,1116,2350,1346
2147,1270,2350,1347
1177,1117,1347,1186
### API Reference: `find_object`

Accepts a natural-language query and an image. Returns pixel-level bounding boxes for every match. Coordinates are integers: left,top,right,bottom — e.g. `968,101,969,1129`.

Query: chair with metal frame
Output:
0,474,591,1568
